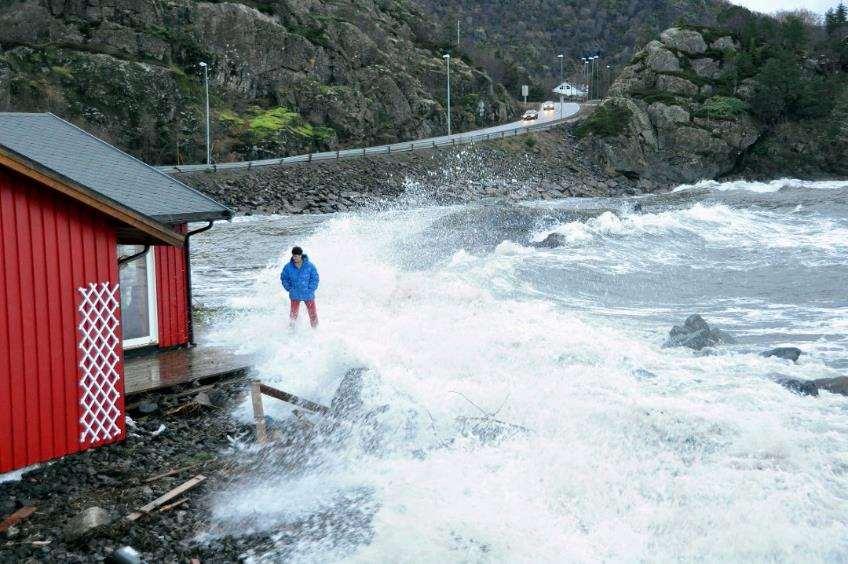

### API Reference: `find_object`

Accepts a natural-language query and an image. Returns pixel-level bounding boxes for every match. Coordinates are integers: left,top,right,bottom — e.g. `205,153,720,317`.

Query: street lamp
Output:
589,55,599,100
199,61,211,167
582,58,588,102
443,54,451,136
557,53,564,119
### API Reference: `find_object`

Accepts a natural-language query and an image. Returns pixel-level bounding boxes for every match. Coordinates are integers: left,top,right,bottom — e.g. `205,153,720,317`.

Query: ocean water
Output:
190,178,848,562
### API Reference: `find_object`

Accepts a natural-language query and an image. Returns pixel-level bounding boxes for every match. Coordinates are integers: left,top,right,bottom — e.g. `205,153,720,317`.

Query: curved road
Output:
158,102,581,174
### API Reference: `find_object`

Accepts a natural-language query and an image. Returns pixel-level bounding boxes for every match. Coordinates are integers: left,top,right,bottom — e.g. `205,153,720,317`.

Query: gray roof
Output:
0,113,231,224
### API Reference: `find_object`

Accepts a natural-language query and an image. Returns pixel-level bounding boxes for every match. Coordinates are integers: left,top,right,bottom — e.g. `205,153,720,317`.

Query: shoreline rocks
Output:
663,314,736,350
176,126,655,216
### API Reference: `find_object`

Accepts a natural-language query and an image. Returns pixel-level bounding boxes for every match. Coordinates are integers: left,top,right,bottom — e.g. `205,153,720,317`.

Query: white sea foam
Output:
672,177,848,193
197,196,848,562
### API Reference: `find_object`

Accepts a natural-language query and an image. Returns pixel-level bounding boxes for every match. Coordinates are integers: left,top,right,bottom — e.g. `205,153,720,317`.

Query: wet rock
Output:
777,378,819,397
813,377,848,396
63,507,114,542
105,546,143,564
137,401,158,414
331,367,367,417
761,347,802,362
531,233,567,248
663,314,736,350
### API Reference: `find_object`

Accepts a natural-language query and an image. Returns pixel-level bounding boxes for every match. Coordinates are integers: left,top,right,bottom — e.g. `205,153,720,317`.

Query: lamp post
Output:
443,54,451,136
558,53,564,119
582,58,588,102
199,61,211,166
590,55,599,100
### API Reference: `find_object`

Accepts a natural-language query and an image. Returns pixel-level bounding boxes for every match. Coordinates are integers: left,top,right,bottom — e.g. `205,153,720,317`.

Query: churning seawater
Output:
190,178,848,562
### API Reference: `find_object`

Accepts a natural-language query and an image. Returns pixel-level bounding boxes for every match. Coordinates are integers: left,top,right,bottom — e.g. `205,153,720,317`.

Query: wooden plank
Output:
259,383,331,416
251,380,267,444
0,506,36,533
126,475,206,522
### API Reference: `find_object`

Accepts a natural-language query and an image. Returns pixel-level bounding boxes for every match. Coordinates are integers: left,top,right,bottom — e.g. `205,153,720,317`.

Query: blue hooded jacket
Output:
281,255,319,301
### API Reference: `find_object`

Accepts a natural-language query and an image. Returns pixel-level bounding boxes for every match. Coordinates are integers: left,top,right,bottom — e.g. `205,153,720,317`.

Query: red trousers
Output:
290,299,318,327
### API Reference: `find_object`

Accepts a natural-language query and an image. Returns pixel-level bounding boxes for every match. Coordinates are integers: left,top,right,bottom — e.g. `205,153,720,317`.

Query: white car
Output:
522,109,539,121
542,101,556,111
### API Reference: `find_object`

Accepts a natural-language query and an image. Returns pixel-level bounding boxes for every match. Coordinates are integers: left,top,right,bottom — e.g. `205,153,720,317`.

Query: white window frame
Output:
122,249,159,350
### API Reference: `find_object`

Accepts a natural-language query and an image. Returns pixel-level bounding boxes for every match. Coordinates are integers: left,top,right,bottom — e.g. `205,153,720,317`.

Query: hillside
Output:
414,0,734,99
577,13,848,184
0,0,514,165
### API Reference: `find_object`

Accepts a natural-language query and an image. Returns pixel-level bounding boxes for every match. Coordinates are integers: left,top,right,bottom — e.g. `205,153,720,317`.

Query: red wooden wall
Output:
0,167,124,473
155,224,189,348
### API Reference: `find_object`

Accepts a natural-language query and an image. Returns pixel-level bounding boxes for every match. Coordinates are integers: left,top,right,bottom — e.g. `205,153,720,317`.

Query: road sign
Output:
521,85,528,97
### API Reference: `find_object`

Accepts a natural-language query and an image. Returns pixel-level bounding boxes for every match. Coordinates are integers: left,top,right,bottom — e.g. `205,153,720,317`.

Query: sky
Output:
729,0,837,14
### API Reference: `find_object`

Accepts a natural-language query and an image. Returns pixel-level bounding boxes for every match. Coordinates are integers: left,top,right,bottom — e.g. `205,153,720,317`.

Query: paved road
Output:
157,102,581,174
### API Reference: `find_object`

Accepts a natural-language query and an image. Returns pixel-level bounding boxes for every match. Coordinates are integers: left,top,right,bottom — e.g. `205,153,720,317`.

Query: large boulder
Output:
776,377,819,397
656,74,699,97
761,347,803,362
710,36,738,53
663,314,736,350
691,58,721,79
646,41,680,72
814,377,848,396
647,102,690,129
660,28,707,55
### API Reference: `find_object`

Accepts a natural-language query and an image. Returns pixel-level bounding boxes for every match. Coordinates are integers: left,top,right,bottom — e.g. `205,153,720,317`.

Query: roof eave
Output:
0,146,185,247
153,209,234,225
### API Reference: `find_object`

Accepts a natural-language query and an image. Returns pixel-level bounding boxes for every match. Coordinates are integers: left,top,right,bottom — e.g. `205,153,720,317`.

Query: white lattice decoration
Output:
77,282,122,445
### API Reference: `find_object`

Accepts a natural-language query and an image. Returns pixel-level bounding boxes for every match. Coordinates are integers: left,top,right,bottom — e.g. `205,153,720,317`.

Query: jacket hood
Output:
290,254,310,264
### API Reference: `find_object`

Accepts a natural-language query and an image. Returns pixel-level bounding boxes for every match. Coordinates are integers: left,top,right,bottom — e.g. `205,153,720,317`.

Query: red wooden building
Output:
0,113,231,473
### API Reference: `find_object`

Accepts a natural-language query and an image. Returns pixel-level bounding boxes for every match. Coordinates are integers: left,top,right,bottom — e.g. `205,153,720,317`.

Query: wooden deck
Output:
124,345,255,395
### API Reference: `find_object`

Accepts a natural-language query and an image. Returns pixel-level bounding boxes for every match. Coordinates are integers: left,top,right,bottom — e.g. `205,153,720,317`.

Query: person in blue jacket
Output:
280,246,320,328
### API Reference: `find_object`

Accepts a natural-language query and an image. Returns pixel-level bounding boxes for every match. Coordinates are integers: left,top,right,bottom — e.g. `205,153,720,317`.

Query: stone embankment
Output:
177,125,660,215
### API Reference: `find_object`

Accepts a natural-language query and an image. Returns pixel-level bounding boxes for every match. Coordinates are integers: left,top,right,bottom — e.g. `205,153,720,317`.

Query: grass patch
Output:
575,101,632,138
694,96,749,119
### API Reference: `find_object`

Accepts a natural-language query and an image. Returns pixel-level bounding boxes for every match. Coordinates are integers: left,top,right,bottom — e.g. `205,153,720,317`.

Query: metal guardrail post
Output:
336,150,340,159
308,153,312,162
387,145,391,154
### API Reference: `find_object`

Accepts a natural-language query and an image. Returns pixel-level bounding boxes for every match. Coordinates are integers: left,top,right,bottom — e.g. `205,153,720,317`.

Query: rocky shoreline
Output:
0,380,273,563
177,125,666,216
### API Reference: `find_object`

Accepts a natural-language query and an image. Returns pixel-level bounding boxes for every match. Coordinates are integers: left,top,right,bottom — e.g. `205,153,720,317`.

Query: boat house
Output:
0,113,232,473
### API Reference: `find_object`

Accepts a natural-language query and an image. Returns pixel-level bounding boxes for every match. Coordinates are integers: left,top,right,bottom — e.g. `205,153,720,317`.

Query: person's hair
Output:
291,246,303,256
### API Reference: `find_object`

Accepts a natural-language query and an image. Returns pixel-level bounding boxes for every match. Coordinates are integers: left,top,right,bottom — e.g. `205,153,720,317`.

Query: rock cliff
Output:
580,26,762,184
0,0,514,165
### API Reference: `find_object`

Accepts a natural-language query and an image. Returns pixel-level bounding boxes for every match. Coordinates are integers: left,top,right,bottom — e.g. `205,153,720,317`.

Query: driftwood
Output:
158,498,188,513
126,475,206,522
143,462,202,484
259,383,331,416
0,506,36,533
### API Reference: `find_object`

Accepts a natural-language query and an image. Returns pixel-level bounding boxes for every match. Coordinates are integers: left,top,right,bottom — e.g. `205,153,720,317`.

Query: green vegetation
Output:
634,89,684,106
695,96,748,119
575,101,632,138
238,106,336,142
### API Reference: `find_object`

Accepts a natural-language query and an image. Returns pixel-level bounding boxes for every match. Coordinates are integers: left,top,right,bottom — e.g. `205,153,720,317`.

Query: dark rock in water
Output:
632,368,657,379
777,378,819,397
663,314,736,350
813,376,848,396
63,507,113,542
633,202,643,213
331,367,367,417
761,347,803,362
105,546,143,564
530,233,567,248
137,401,158,414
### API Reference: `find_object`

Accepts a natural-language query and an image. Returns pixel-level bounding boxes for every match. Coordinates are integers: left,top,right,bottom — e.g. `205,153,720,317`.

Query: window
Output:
118,245,158,349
